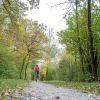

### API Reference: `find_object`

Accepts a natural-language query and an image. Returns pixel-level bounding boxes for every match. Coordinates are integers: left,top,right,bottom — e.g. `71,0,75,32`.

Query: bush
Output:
46,67,57,80
0,48,19,79
57,59,77,81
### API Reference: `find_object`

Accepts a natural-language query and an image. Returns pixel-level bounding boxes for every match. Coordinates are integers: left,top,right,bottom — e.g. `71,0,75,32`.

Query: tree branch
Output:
51,1,75,7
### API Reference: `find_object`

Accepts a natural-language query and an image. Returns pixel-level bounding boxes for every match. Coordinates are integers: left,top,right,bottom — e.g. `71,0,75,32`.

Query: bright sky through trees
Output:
20,0,67,32
20,0,68,49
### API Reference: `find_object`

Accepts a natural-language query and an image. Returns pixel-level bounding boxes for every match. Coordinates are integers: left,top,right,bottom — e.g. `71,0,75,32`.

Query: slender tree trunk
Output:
75,0,85,74
87,0,97,80
86,40,92,74
24,55,30,80
20,55,27,79
94,50,98,75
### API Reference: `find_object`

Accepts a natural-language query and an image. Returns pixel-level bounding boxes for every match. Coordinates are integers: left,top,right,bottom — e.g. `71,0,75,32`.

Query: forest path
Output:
7,81,100,100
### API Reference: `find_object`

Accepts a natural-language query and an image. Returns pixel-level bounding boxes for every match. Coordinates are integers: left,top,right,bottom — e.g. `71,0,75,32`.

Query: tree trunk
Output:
24,55,30,80
87,0,97,80
20,55,27,79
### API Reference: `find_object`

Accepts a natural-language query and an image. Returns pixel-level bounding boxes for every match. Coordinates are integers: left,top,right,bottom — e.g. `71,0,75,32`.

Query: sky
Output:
21,0,67,32
20,0,69,49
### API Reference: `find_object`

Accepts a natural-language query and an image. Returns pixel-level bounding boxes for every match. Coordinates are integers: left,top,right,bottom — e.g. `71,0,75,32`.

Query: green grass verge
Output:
0,79,31,96
43,81,100,94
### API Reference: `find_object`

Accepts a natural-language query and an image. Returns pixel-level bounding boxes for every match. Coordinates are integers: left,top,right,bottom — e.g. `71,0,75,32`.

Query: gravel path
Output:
7,81,100,100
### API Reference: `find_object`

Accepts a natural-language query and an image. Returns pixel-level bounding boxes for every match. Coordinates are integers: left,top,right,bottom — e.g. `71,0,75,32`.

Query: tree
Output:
87,0,97,80
75,0,84,74
19,21,48,79
0,0,48,80
58,0,100,81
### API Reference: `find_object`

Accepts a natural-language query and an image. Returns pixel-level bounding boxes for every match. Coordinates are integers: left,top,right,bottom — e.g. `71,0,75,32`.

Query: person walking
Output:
34,65,39,82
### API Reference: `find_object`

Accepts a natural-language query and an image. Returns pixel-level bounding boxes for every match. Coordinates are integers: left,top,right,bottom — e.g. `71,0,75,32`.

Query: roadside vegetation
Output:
0,79,31,98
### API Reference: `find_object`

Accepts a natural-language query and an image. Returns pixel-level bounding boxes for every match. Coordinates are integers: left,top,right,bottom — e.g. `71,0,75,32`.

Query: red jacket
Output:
34,65,39,72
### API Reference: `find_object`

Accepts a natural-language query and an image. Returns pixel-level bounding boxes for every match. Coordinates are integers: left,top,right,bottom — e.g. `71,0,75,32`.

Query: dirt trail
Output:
6,81,100,100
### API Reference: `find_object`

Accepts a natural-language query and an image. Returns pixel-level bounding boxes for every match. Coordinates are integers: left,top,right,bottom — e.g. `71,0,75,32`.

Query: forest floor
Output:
6,81,100,100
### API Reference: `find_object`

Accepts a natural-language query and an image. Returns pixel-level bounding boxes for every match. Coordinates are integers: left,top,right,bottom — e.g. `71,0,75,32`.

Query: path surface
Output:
7,81,100,100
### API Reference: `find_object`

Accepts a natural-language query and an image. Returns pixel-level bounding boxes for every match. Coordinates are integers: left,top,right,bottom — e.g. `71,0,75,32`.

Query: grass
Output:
43,81,100,94
0,79,31,97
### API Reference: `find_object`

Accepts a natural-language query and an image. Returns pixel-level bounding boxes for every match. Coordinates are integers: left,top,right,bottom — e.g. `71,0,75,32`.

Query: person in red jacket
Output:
34,65,39,82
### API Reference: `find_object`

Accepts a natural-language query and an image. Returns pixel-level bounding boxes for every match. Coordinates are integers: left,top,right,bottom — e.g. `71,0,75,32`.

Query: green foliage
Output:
0,45,19,79
46,67,57,80
57,2,100,81
57,57,79,81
